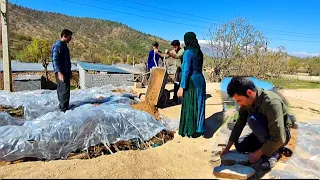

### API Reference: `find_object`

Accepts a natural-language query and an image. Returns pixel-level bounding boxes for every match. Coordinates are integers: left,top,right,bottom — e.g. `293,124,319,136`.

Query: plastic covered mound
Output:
0,85,177,162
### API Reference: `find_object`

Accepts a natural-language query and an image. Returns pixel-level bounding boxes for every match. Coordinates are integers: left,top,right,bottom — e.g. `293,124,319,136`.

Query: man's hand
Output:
58,72,65,82
249,149,263,163
177,88,183,97
220,148,230,157
165,49,169,54
220,141,234,157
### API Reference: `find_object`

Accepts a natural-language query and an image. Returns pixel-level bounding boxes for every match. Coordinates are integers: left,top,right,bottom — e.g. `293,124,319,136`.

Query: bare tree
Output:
205,17,287,79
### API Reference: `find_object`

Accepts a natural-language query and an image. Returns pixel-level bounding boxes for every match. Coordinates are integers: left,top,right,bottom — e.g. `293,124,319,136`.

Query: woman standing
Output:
177,32,206,137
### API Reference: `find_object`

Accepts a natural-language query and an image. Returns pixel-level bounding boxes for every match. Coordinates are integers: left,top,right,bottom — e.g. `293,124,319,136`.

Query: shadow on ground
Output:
203,111,224,139
248,160,271,180
160,93,213,109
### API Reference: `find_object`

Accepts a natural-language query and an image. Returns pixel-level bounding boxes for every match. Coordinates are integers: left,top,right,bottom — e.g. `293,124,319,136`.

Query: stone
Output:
221,151,250,166
213,164,256,179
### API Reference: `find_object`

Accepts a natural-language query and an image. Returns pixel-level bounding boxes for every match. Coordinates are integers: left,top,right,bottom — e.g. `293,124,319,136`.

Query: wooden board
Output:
145,67,167,106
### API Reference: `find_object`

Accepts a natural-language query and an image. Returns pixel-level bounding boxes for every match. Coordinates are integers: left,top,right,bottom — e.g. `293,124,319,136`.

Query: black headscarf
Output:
184,32,203,60
184,32,200,51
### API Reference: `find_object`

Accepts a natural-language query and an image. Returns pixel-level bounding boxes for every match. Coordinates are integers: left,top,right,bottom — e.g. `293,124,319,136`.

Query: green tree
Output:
287,57,301,74
127,55,134,65
19,38,51,80
20,38,50,63
307,57,320,76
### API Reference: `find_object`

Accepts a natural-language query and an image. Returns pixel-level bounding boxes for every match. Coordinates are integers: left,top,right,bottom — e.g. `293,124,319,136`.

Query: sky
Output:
10,0,320,56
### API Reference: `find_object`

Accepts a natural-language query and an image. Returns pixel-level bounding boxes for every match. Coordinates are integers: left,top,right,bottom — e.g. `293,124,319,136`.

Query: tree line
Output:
204,17,319,79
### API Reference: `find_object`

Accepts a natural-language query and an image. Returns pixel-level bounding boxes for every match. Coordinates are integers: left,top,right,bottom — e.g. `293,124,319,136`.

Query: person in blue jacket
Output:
178,32,206,137
51,29,73,112
147,42,163,72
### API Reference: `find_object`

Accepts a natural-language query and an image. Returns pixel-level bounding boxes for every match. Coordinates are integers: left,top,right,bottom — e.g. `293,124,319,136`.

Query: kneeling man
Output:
221,77,292,170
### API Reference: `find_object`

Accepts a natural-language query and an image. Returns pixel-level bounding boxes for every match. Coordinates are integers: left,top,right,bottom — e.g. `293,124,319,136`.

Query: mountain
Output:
180,40,214,57
288,52,320,58
195,40,320,59
1,3,173,64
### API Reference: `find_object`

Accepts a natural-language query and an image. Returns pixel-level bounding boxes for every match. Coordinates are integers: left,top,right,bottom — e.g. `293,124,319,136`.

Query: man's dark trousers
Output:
55,73,70,112
173,67,182,103
235,113,291,154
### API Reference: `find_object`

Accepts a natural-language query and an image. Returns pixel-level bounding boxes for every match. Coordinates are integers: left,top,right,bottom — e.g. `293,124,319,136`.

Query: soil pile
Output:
131,101,160,120
131,68,167,120
0,130,174,165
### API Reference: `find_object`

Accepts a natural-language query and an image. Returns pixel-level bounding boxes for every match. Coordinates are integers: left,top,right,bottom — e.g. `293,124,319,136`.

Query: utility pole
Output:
1,0,12,91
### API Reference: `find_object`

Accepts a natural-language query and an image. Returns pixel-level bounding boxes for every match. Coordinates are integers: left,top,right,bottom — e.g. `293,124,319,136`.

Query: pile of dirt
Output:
0,130,174,166
67,130,174,160
0,105,24,118
131,68,167,120
131,101,160,120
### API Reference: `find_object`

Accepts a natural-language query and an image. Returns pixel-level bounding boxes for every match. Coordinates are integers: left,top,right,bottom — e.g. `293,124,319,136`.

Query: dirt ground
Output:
0,83,319,179
279,89,320,122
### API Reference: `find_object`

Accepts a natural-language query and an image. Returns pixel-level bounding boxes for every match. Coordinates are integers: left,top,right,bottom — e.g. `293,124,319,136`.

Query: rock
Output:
213,164,256,179
221,151,250,166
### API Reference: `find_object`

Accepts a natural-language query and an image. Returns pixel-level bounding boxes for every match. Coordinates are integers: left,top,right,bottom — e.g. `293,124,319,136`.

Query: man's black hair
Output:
61,29,73,38
171,40,180,46
152,41,159,47
227,77,257,97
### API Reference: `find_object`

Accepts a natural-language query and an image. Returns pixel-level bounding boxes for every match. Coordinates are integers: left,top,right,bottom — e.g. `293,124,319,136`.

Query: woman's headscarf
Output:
184,32,203,59
184,32,200,51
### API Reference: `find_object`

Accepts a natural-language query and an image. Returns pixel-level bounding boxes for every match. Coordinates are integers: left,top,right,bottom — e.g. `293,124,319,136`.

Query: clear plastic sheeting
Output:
0,85,138,120
0,112,24,126
213,118,320,179
161,117,179,131
0,85,170,162
268,121,320,179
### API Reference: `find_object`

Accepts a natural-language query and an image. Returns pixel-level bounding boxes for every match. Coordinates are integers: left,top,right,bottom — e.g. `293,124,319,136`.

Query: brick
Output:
213,164,255,179
221,151,250,166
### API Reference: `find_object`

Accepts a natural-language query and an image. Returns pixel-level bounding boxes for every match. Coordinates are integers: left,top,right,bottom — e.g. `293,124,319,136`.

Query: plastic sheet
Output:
161,117,179,131
214,119,320,179
0,85,171,161
0,112,24,126
0,85,138,120
268,121,320,179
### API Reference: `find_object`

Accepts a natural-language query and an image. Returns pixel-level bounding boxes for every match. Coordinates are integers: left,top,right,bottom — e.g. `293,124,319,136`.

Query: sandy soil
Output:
0,83,318,179
280,89,320,122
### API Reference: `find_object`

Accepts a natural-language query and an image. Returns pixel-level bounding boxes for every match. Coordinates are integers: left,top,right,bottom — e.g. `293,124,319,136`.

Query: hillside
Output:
1,3,173,64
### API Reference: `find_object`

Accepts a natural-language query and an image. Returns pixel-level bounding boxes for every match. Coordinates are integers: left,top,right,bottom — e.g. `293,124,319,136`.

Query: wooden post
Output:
1,0,12,91
133,55,135,68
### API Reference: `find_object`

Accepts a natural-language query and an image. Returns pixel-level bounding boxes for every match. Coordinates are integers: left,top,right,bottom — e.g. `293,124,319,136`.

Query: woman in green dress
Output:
177,32,206,137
